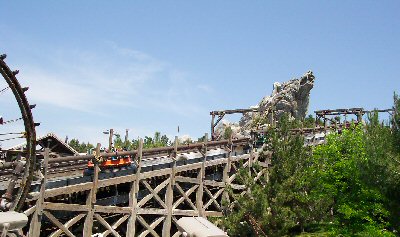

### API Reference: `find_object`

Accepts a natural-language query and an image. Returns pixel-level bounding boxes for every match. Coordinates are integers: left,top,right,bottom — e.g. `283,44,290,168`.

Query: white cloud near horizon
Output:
19,43,213,116
1,42,215,146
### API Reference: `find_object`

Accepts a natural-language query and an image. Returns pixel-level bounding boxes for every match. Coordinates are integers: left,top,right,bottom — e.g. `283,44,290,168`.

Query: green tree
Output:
223,115,327,236
224,126,233,139
68,138,94,153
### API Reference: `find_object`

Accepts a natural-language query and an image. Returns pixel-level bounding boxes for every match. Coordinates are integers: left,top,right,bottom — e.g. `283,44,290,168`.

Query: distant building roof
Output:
8,133,79,156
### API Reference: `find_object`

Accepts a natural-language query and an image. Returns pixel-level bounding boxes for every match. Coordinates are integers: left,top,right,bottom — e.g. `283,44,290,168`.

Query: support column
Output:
211,113,215,140
29,148,49,237
83,143,101,236
108,129,114,150
162,136,177,236
127,139,143,236
196,133,207,217
249,141,254,176
222,135,233,213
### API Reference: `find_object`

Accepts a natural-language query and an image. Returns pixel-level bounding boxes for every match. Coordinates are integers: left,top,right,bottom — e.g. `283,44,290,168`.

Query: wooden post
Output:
83,143,101,236
29,148,50,237
162,136,177,236
222,135,233,212
211,113,215,140
124,129,129,147
249,141,254,175
127,139,143,236
196,133,207,217
357,111,362,123
109,128,114,150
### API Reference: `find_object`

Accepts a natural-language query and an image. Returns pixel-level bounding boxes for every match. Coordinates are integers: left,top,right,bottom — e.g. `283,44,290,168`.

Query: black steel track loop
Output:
0,54,37,211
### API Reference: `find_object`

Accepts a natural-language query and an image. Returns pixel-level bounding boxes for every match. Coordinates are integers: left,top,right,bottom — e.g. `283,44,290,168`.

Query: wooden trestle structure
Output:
22,134,269,237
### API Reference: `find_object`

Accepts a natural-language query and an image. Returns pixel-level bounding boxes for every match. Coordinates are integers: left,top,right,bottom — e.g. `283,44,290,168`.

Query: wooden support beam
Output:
83,143,101,236
196,133,208,217
162,136,178,237
127,139,143,236
29,148,49,237
222,135,233,212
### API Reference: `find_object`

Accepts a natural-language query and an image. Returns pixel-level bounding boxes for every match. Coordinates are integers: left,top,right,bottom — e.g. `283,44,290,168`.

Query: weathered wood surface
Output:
24,138,269,237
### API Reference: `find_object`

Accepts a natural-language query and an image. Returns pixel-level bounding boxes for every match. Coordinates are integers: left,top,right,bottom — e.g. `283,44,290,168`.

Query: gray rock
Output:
215,71,315,139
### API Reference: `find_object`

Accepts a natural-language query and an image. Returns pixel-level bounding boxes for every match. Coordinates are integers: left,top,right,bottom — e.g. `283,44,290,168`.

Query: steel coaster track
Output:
0,54,37,211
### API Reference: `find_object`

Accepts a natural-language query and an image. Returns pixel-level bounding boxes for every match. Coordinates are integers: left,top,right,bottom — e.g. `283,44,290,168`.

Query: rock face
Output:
214,71,315,139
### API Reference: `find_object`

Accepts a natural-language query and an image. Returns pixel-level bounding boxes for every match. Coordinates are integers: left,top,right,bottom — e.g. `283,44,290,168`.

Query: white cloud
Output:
0,42,217,146
18,43,213,117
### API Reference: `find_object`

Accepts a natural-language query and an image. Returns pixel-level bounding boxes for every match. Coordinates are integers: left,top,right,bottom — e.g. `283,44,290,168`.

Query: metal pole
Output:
109,129,114,150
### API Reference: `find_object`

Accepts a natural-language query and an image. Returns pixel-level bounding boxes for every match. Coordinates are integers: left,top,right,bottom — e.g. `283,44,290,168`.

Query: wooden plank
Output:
204,211,223,217
203,180,225,187
43,202,88,212
174,176,199,184
137,208,167,215
94,205,131,214
172,209,198,216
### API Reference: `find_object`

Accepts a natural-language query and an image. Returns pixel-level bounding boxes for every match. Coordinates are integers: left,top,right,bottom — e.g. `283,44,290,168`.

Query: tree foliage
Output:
68,138,94,153
222,94,400,236
114,131,170,150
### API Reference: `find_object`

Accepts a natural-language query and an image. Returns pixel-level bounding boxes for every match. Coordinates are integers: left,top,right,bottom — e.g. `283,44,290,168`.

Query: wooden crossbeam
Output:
94,213,121,237
204,186,223,210
43,211,75,237
50,214,85,237
102,215,129,237
23,205,36,217
171,217,181,237
254,169,265,182
173,183,198,210
139,216,165,237
137,215,160,237
138,179,169,208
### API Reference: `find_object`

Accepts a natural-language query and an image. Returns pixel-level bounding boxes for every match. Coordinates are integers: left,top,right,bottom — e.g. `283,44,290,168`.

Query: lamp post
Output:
103,129,114,150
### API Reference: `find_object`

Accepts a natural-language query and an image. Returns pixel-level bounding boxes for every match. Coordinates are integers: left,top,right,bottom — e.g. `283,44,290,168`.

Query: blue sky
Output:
1,1,399,147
